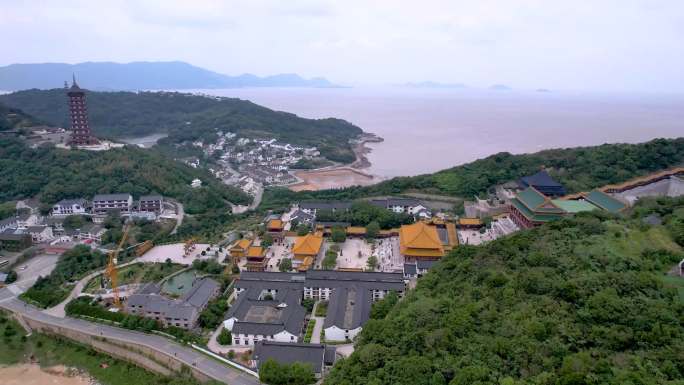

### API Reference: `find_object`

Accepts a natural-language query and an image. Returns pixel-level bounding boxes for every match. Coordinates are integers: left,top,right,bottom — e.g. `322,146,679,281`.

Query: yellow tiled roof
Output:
346,226,367,235
458,218,483,226
399,222,444,257
246,246,264,258
293,233,323,256
231,238,252,250
267,219,283,230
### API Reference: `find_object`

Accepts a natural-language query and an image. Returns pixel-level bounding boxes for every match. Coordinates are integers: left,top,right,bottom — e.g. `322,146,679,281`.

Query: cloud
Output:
1,0,683,92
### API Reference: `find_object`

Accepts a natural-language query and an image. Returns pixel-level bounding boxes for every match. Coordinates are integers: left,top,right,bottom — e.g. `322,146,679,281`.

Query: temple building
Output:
66,75,99,146
399,222,445,262
245,246,268,272
518,170,566,197
229,238,253,264
509,187,567,228
292,233,323,272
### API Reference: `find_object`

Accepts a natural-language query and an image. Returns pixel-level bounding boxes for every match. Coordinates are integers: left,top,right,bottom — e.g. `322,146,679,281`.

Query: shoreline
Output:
287,132,384,191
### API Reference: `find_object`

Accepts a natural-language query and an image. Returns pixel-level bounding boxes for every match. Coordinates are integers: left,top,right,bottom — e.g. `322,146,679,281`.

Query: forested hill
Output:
0,136,251,214
0,102,42,131
326,199,684,385
261,138,684,209
0,89,363,163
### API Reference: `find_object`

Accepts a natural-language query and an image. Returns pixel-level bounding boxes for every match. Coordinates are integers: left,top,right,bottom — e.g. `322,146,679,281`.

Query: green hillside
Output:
0,102,42,131
0,136,250,214
261,138,684,210
326,198,684,385
0,89,363,163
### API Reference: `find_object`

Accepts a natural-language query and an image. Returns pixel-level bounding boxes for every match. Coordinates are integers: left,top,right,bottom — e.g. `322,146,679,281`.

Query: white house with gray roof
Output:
92,193,133,214
52,198,88,216
224,286,305,346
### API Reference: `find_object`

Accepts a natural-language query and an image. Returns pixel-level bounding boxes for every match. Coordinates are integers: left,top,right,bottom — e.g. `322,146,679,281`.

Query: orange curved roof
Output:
399,222,444,257
293,233,323,256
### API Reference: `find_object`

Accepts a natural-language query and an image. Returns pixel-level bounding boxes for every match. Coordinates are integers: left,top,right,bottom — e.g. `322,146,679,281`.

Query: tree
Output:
366,221,380,239
279,258,293,272
4,270,17,284
231,264,240,274
217,328,232,345
63,215,86,230
164,258,173,269
366,255,378,271
296,224,310,236
322,250,337,270
261,233,273,248
259,358,316,385
331,226,346,243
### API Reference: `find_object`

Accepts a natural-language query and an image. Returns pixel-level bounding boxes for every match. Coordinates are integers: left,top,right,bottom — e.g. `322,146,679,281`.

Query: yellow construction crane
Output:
106,224,130,310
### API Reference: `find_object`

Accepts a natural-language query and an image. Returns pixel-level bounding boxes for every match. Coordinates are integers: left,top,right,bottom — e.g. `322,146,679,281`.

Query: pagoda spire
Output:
72,73,79,88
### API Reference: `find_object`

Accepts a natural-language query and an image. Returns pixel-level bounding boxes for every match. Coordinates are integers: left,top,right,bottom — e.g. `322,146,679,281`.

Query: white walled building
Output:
92,193,133,214
52,198,88,216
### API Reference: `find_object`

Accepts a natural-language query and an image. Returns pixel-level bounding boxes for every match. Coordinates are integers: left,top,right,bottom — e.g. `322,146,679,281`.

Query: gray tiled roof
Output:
0,217,17,227
55,198,87,206
324,287,371,330
403,263,417,275
93,193,132,201
254,341,328,374
182,278,220,309
139,195,163,201
228,287,305,336
300,202,352,210
369,198,421,208
416,260,438,270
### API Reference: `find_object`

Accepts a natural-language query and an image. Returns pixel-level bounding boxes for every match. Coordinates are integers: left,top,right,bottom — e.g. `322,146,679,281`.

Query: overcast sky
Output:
2,0,683,92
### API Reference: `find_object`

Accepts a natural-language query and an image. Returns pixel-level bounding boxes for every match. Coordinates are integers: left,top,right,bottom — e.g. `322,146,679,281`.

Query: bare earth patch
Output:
0,364,92,385
290,167,376,191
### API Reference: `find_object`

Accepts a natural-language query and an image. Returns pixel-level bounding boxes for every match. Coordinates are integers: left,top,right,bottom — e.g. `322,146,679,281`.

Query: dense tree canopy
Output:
326,201,684,385
0,137,250,211
0,89,363,163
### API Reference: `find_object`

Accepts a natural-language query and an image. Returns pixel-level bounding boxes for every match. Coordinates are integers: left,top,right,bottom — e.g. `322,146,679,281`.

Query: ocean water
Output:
191,87,684,178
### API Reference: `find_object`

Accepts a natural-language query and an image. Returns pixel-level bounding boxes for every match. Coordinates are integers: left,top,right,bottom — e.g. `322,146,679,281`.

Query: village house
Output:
299,202,353,216
92,193,133,214
138,195,164,213
0,217,17,233
0,231,32,251
77,223,106,242
26,225,53,242
52,198,88,216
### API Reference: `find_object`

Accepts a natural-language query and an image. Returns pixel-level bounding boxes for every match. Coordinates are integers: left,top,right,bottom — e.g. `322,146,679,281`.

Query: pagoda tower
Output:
67,74,98,146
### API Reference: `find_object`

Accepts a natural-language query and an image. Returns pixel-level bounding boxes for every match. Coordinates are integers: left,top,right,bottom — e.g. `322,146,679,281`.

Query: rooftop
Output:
293,233,323,256
253,341,331,374
93,193,132,201
399,222,444,257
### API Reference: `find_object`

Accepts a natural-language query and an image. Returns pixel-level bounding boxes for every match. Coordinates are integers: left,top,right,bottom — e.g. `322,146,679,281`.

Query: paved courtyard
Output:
458,230,493,245
375,237,403,272
264,236,296,272
337,238,372,270
138,243,214,265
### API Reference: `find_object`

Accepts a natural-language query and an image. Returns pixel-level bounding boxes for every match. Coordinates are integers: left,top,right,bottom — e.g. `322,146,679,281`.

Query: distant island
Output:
401,81,467,89
489,84,513,91
0,61,337,91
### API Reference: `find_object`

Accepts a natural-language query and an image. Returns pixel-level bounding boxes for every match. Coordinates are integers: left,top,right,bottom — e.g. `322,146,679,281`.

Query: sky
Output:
2,0,683,92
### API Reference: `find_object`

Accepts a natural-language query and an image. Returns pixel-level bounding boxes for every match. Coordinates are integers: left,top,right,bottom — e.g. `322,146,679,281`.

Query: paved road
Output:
0,288,260,385
44,259,140,318
171,201,185,235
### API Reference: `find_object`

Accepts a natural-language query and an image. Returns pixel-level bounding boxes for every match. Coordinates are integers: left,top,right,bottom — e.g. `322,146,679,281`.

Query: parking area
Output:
13,253,61,291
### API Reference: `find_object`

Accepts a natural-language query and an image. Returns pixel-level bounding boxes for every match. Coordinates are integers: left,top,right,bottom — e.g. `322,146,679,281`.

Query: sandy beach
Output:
288,133,383,191
0,364,93,385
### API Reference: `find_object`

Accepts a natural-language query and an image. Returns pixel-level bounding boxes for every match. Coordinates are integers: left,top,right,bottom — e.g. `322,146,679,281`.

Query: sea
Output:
187,87,684,178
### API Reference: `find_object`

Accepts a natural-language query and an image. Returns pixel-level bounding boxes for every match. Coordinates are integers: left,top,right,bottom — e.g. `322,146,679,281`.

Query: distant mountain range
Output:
0,61,336,91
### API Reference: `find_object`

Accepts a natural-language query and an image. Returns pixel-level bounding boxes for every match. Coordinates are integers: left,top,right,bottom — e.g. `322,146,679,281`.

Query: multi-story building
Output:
92,193,133,214
126,278,221,329
138,195,164,213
